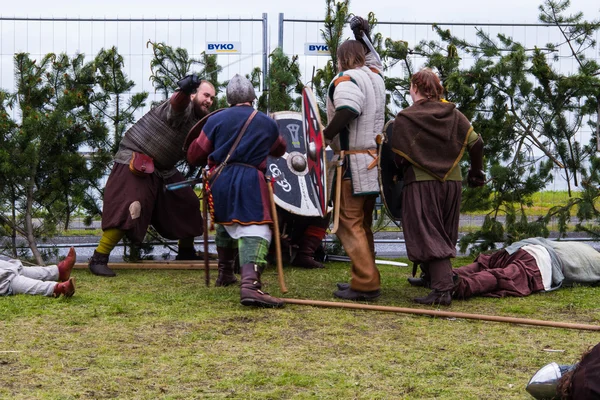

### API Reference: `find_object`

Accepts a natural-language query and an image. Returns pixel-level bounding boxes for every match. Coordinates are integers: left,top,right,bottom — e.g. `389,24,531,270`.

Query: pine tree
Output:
94,47,148,155
310,0,351,124
382,0,600,252
0,52,110,263
257,48,302,113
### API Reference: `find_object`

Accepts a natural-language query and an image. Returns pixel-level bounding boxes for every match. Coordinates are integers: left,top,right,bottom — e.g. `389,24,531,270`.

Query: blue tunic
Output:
187,105,284,225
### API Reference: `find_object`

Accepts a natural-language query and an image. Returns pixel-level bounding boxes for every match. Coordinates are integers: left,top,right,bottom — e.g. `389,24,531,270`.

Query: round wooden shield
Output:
267,111,323,217
301,87,328,218
378,120,403,221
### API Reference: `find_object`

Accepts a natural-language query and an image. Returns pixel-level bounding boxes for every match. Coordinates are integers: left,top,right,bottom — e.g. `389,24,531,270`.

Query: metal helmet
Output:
526,362,577,399
226,74,256,105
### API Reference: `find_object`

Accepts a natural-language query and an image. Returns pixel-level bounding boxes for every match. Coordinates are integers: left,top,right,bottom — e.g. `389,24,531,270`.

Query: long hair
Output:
337,40,366,71
411,68,444,101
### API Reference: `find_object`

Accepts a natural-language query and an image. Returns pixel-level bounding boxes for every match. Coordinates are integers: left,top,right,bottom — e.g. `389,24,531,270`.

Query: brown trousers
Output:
102,163,203,243
335,179,380,292
402,180,462,292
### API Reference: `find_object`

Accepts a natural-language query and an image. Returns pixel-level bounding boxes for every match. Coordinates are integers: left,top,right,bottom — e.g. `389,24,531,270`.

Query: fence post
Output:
262,12,268,93
278,13,284,49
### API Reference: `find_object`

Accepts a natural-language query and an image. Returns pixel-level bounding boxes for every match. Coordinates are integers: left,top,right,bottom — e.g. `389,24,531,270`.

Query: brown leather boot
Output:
58,247,76,282
88,250,115,277
413,275,459,306
175,247,203,261
407,273,431,288
291,235,325,269
215,247,238,287
53,278,75,298
240,263,284,308
413,290,452,306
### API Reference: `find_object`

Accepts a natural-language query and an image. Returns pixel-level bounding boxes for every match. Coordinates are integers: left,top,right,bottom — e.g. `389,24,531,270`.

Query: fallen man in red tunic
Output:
409,238,600,299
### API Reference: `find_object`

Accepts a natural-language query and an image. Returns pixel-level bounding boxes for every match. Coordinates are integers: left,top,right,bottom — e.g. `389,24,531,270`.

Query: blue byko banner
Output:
304,43,330,56
206,42,242,54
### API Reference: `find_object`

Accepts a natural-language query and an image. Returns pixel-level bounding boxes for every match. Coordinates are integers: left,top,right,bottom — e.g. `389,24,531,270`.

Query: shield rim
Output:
378,119,402,222
182,108,225,152
301,86,328,218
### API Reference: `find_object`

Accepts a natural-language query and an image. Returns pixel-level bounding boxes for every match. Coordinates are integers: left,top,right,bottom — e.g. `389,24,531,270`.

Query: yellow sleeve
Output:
467,130,481,149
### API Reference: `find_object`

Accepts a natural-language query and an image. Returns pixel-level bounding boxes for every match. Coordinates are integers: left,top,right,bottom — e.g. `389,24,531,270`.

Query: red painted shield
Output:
301,87,328,218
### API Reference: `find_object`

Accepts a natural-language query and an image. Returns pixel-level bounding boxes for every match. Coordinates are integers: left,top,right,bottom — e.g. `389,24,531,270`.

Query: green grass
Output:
462,190,583,217
1,258,599,399
58,229,103,236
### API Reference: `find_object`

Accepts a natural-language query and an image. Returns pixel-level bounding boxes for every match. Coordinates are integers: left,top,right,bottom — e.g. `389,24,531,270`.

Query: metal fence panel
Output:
279,16,599,198
0,16,269,116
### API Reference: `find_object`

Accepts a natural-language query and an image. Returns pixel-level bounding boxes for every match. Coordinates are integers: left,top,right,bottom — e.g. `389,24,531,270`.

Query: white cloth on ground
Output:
522,244,553,291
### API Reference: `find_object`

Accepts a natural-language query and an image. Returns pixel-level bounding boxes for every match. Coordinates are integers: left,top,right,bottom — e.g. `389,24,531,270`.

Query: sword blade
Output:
165,177,203,191
361,32,382,63
326,254,407,267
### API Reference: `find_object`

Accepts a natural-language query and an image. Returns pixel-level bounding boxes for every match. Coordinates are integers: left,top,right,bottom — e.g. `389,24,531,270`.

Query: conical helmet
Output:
226,74,256,105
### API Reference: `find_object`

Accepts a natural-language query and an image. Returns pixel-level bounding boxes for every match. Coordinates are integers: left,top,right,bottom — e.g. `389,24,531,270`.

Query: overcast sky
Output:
1,0,598,23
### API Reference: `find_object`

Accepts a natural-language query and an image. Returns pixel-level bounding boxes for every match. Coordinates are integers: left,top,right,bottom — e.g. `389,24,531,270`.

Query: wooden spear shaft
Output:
330,151,344,234
283,298,600,332
202,171,210,287
266,176,288,294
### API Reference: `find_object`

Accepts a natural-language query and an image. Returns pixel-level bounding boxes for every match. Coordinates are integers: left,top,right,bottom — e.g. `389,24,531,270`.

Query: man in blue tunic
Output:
187,74,287,308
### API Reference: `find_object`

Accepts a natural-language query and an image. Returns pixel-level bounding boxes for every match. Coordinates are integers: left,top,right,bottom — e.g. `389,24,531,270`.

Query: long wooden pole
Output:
266,176,288,294
202,171,210,287
73,262,218,270
330,151,344,234
283,298,600,332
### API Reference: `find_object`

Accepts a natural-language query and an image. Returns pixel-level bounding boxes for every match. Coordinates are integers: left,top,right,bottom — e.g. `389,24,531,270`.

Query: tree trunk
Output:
24,179,43,265
64,194,70,231
11,200,17,258
597,97,600,153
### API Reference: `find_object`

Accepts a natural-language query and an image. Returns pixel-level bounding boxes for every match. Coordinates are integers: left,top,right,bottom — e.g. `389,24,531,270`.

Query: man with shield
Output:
186,74,287,308
324,17,386,301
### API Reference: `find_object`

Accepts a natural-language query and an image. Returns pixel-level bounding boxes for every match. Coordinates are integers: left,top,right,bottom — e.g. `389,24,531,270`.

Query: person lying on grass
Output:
408,238,600,299
0,247,76,298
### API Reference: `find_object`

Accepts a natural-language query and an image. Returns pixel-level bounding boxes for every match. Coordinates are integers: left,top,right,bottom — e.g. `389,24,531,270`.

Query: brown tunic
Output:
392,99,472,182
101,163,202,243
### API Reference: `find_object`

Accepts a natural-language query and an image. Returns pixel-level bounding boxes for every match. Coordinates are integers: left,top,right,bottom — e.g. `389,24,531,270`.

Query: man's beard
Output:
194,102,210,118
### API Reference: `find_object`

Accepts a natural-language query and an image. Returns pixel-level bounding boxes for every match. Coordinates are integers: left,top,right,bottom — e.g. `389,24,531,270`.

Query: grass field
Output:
462,191,582,217
1,258,599,399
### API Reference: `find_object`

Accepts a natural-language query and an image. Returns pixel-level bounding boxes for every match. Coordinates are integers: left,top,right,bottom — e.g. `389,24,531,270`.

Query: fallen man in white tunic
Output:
0,247,76,298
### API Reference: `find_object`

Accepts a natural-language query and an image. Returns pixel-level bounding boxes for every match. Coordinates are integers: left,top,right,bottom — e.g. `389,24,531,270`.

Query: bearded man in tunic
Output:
88,76,216,277
186,74,287,308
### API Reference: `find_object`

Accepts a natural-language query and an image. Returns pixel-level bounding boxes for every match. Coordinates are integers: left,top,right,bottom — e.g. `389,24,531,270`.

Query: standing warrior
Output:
325,17,386,301
88,76,216,277
187,74,287,308
391,68,485,306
